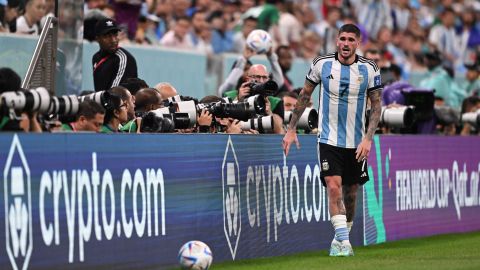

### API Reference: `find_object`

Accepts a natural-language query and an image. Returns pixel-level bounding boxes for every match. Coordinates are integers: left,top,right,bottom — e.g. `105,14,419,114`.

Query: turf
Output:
210,231,480,270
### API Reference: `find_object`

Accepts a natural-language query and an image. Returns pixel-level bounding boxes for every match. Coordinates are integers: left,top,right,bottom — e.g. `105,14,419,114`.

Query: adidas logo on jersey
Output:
360,172,367,177
326,74,334,80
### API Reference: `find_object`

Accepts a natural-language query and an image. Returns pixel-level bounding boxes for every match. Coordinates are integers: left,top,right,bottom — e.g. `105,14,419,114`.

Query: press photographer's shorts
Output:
318,143,370,187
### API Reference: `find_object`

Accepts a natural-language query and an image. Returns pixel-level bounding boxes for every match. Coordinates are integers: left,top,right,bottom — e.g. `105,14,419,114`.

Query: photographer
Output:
121,87,162,133
0,67,42,132
460,96,480,135
237,64,285,134
218,44,284,100
197,95,244,134
60,100,105,132
100,92,128,133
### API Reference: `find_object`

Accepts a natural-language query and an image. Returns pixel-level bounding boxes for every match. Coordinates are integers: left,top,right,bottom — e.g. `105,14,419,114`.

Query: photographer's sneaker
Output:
340,242,354,256
329,239,343,256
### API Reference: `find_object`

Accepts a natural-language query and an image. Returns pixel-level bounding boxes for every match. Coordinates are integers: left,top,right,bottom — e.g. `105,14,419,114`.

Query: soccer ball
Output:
246,29,273,54
178,240,213,270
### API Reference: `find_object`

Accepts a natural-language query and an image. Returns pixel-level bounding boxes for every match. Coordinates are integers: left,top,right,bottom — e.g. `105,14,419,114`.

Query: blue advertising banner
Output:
0,134,362,269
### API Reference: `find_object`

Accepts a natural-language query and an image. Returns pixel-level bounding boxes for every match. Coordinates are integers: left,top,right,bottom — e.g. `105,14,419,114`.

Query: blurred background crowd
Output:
1,0,480,135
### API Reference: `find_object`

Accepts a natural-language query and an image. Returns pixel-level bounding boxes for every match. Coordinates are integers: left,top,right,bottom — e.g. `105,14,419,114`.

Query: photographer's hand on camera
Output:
238,82,251,102
197,109,213,133
226,119,242,134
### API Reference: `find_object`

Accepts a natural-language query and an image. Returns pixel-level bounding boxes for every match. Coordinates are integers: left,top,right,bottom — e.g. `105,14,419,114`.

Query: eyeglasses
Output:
249,75,269,80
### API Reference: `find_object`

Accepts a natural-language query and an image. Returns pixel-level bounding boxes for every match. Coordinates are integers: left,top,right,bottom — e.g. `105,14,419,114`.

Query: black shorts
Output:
318,143,369,187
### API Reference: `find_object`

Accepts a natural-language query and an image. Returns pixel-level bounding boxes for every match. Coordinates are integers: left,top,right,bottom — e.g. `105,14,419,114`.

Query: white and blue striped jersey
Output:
306,53,382,149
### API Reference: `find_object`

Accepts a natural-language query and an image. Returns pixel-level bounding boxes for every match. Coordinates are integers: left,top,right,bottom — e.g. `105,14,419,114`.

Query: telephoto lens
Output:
381,106,415,128
240,115,274,133
284,108,318,130
0,87,51,113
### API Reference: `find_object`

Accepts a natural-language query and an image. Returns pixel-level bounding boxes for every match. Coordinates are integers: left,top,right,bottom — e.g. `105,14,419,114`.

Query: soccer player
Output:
282,24,382,256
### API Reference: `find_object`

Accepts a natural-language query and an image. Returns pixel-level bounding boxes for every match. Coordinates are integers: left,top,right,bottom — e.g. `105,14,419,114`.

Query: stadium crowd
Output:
1,0,480,135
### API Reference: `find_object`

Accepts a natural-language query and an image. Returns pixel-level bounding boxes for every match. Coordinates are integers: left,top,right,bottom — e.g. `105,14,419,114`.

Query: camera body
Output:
247,80,278,98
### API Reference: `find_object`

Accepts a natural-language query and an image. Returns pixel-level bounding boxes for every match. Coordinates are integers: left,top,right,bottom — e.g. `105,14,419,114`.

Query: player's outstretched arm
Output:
282,80,315,156
356,90,382,161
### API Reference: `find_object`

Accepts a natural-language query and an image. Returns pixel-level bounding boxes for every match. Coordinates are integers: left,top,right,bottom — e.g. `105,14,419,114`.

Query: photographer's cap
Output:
95,18,120,37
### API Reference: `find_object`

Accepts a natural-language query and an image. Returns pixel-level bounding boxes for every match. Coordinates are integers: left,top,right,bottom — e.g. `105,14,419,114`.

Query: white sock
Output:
347,221,353,233
331,215,350,244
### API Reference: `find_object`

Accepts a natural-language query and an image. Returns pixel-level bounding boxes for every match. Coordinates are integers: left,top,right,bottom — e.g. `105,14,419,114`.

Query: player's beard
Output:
339,46,354,63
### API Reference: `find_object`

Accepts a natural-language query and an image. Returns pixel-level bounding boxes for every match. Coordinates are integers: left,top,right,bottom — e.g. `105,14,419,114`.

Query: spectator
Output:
428,7,458,65
111,0,142,40
313,6,341,55
463,63,480,96
189,10,207,47
277,0,302,50
135,14,161,45
354,0,393,42
208,10,234,54
40,0,54,29
16,0,46,35
298,30,321,61
232,16,257,53
391,0,411,31
457,9,480,67
276,45,294,94
0,0,20,33
60,100,105,132
160,16,194,50
419,51,465,109
92,18,138,91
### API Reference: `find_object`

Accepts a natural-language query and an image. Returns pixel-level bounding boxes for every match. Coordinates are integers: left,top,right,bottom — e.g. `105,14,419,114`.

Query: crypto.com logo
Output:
4,134,33,270
222,136,241,260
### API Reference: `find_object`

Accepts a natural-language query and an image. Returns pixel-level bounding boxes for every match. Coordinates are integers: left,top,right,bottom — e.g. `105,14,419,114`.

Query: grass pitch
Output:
212,231,480,270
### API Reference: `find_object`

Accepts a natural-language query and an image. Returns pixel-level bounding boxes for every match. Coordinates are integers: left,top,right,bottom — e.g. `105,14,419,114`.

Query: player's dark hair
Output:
339,23,361,38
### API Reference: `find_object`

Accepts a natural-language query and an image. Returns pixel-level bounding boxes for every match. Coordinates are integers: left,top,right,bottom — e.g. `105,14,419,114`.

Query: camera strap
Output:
93,55,110,72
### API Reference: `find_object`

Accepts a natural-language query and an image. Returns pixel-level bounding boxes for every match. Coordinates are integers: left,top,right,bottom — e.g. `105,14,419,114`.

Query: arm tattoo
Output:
366,90,382,140
288,82,314,130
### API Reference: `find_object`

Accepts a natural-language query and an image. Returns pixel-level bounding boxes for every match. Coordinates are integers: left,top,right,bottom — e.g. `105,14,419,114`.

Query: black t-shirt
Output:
92,47,138,91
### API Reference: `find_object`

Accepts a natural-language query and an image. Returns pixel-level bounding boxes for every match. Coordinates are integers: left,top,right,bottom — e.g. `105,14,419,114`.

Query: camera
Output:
248,80,278,97
140,108,194,133
1,87,51,113
284,108,318,130
461,109,480,128
240,115,274,133
433,106,460,126
181,97,266,121
163,95,199,107
48,95,80,115
380,105,415,128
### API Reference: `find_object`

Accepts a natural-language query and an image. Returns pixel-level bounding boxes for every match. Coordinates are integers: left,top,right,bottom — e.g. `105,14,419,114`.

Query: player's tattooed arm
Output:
366,90,382,140
287,81,315,130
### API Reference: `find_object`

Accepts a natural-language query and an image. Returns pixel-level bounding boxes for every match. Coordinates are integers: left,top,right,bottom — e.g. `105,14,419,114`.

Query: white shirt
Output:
17,16,40,35
16,16,39,35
